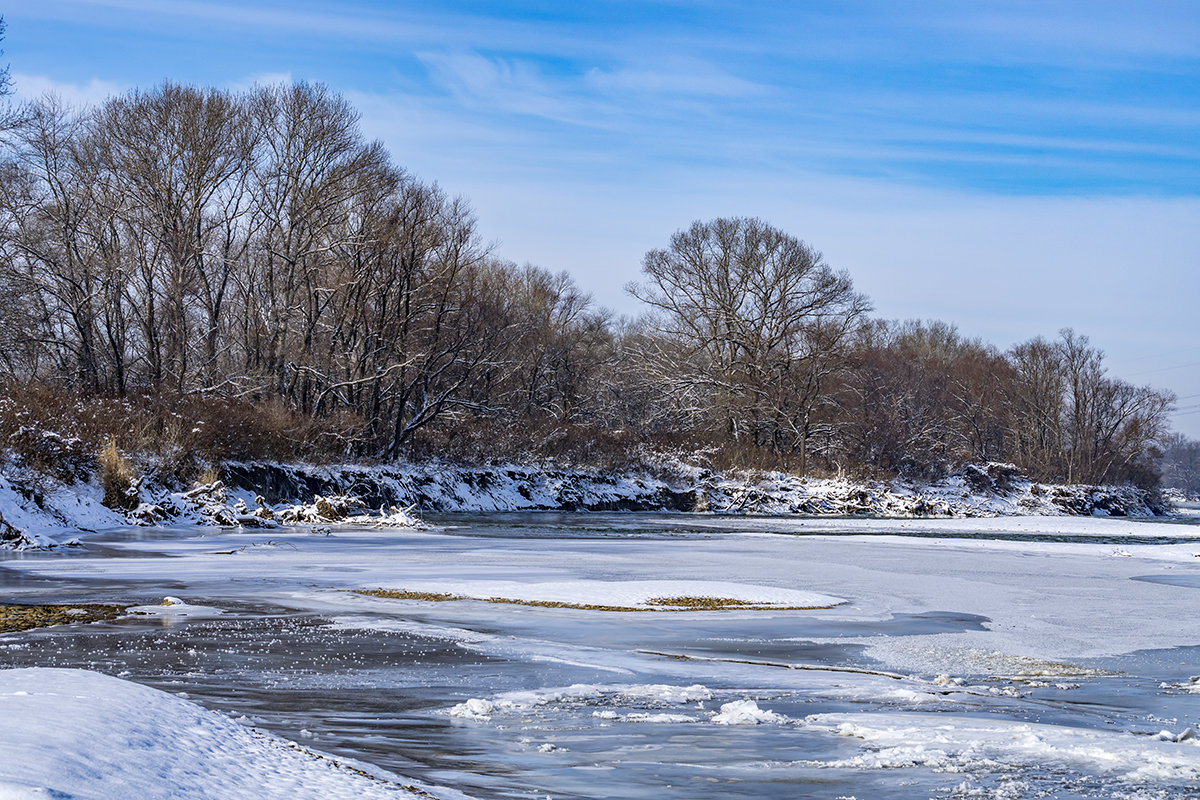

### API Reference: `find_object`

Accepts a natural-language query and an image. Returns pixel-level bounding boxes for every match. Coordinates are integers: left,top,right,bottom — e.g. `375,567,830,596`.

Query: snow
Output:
0,668,462,800
447,685,792,727
221,459,1168,518
839,634,1116,679
0,471,124,548
710,699,789,725
804,712,1200,782
448,682,714,720
6,511,1200,671
362,578,844,610
1,455,1181,550
224,461,691,515
1163,676,1200,694
0,469,430,550
449,697,497,720
123,596,225,619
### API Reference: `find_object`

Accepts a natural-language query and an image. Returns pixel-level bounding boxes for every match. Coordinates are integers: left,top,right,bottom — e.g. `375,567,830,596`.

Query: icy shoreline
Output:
0,458,1171,549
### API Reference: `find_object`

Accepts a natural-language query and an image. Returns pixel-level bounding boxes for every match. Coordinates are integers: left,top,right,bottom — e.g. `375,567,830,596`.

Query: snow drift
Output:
0,667,455,800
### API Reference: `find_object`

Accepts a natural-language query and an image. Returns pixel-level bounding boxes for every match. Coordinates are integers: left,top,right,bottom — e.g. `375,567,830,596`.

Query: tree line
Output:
0,82,1180,486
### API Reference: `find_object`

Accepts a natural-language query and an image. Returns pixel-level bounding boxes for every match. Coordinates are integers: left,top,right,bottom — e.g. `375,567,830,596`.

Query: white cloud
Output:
12,73,125,107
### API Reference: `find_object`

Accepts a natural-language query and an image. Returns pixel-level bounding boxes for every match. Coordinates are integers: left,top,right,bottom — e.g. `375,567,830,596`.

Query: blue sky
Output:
7,0,1200,434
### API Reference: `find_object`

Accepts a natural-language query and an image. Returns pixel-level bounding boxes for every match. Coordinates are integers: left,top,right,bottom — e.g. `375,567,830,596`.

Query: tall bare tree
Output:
629,217,869,466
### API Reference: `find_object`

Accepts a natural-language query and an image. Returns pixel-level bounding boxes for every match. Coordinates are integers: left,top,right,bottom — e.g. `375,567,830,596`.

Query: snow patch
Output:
449,698,495,720
0,667,458,800
0,471,124,548
710,699,789,725
2,457,1175,549
124,596,224,619
1162,676,1200,694
362,579,843,610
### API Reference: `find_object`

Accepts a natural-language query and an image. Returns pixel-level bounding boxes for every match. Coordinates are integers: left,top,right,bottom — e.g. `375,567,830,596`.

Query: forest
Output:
0,81,1188,489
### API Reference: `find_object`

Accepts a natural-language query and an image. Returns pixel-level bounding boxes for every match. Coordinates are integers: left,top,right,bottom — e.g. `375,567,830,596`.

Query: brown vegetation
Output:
354,588,838,611
0,603,126,633
97,438,138,510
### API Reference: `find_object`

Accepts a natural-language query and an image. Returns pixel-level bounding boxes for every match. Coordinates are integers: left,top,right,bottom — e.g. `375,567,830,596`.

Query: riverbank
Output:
0,458,1171,550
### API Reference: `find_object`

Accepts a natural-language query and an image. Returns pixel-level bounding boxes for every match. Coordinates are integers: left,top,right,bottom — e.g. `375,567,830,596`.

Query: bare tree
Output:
84,83,251,392
1160,434,1200,495
239,82,390,400
0,17,13,101
628,217,870,466
0,79,1179,482
0,98,114,389
1008,329,1174,485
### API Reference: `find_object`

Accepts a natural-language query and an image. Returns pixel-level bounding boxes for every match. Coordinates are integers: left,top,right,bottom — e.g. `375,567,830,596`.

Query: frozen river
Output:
3,512,1200,799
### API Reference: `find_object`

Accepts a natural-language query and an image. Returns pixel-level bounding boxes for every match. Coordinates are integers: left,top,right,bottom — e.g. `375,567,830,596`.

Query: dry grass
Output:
647,595,769,609
355,589,463,603
98,438,139,510
0,603,126,633
193,465,221,488
353,588,837,612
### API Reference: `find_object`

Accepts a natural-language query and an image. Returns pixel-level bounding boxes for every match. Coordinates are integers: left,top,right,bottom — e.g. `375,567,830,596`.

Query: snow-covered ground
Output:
7,514,1200,662
0,471,125,548
360,579,844,609
0,668,463,800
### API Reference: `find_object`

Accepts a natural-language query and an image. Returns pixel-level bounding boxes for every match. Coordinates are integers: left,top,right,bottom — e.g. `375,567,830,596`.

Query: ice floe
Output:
711,699,789,725
804,712,1200,784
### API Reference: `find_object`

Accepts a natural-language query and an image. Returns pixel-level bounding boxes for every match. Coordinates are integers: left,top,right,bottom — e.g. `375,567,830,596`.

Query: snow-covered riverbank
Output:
0,667,465,800
0,458,1171,549
223,460,1168,517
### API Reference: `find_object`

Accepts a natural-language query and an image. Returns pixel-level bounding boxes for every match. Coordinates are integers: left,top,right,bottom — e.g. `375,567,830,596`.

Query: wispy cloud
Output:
928,2,1200,63
584,61,767,98
11,73,126,107
413,51,595,125
43,0,635,61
